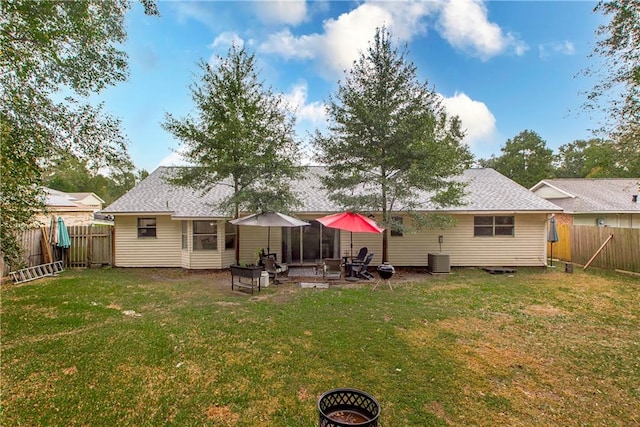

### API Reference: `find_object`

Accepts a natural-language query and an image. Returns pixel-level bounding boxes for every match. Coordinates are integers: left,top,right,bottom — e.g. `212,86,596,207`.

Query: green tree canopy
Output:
1,0,158,267
162,45,303,263
583,1,639,145
43,153,147,205
313,27,472,262
481,130,554,189
554,138,630,178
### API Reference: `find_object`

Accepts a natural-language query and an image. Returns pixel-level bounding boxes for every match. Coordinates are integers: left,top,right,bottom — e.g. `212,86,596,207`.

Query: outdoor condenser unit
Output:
428,253,450,273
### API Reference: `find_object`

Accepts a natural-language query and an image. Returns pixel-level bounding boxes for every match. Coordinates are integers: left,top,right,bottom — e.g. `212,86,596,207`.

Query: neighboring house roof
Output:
103,167,560,217
43,187,103,212
44,188,86,208
68,192,105,205
530,178,640,214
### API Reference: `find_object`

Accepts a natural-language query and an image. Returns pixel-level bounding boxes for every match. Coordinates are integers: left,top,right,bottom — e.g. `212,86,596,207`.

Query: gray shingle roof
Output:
532,178,640,213
103,166,561,217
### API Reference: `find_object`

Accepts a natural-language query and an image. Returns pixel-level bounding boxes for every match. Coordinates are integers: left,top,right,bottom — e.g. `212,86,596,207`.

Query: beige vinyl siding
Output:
114,215,182,267
189,220,228,269
340,232,383,266
386,214,548,267
237,226,282,264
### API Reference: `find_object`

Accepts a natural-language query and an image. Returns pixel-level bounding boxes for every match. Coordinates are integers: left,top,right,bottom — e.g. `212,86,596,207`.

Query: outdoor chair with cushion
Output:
351,253,375,280
323,258,342,280
263,257,288,284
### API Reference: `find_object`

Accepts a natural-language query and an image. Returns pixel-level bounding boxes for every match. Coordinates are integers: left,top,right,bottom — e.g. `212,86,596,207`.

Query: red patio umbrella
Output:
316,212,384,258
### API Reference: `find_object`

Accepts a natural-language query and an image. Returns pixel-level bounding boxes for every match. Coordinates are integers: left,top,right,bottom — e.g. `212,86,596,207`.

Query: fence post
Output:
87,225,93,269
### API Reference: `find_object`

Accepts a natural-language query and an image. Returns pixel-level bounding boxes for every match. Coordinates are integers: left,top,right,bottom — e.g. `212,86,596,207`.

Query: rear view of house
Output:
102,167,562,270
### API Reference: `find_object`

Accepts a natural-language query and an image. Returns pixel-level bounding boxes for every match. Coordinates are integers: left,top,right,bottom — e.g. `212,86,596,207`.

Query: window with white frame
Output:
137,217,157,238
474,216,514,237
193,221,217,250
224,221,236,250
181,221,187,249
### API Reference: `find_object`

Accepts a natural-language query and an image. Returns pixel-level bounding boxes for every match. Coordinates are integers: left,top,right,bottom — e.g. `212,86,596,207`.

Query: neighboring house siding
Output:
114,216,181,267
531,186,567,199
386,214,547,267
574,213,640,229
34,211,95,227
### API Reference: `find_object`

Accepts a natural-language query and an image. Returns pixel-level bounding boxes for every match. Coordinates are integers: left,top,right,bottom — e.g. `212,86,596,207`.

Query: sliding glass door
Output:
282,220,339,264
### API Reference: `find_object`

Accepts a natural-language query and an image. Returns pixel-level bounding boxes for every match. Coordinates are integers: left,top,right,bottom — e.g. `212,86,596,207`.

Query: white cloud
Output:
158,149,191,168
283,81,327,126
538,40,575,59
255,0,308,26
171,2,217,29
261,29,319,60
441,92,497,151
437,0,527,60
211,32,244,50
260,0,526,79
260,2,435,77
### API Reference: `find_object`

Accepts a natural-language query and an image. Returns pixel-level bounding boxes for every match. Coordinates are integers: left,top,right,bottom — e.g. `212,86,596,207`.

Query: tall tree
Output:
162,45,303,264
42,153,144,205
554,138,627,178
583,1,639,145
484,130,554,188
313,27,472,262
0,0,157,267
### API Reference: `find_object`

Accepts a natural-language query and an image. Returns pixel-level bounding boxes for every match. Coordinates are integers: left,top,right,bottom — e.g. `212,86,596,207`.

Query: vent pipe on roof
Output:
633,195,638,203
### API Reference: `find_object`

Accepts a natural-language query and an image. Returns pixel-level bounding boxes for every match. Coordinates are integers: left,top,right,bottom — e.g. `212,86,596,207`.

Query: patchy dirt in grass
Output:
522,304,568,317
206,405,238,425
297,387,312,401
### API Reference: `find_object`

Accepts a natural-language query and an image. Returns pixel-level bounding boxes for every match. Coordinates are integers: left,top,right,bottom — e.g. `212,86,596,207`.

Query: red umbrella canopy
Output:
316,212,385,233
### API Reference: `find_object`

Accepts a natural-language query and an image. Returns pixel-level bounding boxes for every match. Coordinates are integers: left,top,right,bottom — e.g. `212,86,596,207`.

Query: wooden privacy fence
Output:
67,225,114,268
1,225,114,277
549,225,640,273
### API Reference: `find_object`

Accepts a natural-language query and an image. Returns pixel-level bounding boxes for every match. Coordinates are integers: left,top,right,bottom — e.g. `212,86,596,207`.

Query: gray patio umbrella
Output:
230,212,310,254
548,216,559,267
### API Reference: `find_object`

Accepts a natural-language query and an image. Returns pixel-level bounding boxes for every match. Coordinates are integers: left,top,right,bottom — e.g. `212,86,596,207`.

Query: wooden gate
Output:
68,225,113,267
547,223,571,262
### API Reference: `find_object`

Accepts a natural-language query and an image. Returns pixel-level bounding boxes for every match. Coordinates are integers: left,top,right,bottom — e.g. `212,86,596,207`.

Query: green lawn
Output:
1,267,639,426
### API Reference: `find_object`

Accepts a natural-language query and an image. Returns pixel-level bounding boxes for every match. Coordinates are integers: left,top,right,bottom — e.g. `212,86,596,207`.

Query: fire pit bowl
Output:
377,264,395,280
318,388,380,427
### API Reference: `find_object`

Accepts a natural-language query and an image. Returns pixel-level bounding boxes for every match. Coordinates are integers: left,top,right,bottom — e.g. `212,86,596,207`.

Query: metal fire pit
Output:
318,388,380,427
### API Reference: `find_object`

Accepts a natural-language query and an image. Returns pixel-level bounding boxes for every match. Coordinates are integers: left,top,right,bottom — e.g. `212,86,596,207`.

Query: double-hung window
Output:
474,216,514,237
193,221,217,250
137,218,157,238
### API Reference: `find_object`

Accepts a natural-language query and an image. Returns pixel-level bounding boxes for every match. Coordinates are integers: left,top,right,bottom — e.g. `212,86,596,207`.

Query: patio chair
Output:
353,247,368,263
263,257,288,284
323,258,342,280
352,253,375,280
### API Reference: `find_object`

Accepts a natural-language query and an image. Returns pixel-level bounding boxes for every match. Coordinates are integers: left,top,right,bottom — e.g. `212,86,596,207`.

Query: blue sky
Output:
94,0,606,172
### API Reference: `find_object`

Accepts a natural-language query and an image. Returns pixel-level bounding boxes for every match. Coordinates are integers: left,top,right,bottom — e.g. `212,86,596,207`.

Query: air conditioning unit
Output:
428,253,450,273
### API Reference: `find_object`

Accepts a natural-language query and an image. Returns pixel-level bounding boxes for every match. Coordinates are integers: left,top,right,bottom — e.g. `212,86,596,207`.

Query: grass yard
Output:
1,267,639,426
